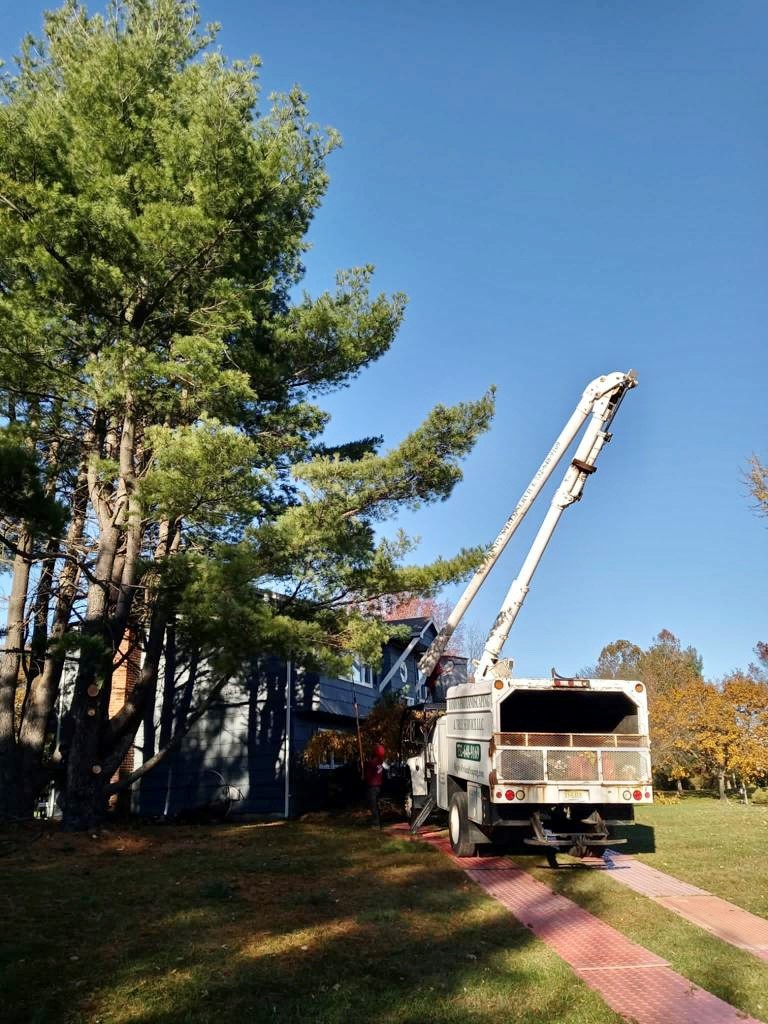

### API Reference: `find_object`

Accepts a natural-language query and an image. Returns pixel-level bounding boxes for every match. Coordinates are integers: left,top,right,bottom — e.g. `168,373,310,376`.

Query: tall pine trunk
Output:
61,405,155,829
61,568,118,829
17,470,88,815
62,411,133,830
0,530,33,819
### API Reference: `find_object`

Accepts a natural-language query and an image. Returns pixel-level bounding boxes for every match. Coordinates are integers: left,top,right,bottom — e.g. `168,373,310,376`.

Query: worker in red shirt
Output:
364,743,387,828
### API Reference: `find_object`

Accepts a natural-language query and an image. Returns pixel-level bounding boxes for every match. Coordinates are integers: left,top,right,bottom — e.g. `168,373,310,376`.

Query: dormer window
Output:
341,658,375,688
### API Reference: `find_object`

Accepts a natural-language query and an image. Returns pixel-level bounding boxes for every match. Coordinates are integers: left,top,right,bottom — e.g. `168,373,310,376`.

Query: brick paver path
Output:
584,852,768,961
390,825,764,1024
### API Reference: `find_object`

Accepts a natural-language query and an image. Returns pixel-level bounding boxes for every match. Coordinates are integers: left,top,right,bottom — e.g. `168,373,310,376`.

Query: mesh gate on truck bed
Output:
496,744,649,783
546,750,599,781
498,748,544,781
600,750,649,782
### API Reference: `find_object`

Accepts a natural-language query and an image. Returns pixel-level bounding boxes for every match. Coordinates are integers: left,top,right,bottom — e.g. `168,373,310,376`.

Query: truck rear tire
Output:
448,791,477,857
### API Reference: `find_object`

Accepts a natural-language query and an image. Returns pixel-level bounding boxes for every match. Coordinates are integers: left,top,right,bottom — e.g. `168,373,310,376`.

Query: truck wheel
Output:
448,791,476,857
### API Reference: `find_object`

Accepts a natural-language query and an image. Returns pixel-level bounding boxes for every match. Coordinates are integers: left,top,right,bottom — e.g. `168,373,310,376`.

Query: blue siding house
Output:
136,617,442,818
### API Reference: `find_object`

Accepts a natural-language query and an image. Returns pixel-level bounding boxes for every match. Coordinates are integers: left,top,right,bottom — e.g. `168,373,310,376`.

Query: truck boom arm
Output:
418,370,637,682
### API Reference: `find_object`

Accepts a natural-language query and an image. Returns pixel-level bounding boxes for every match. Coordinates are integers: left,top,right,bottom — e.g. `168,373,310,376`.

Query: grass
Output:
634,797,768,916
1,816,623,1024
4,797,764,1023
509,796,768,1023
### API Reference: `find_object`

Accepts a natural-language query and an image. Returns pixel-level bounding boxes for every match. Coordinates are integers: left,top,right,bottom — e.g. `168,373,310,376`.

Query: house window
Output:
341,657,375,688
316,728,348,770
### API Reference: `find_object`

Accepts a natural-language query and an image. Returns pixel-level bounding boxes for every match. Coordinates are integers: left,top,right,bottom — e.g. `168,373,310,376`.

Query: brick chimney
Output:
108,631,141,812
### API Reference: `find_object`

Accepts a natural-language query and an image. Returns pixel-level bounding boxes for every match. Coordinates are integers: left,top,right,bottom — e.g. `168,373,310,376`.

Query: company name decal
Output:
455,717,484,731
449,694,492,711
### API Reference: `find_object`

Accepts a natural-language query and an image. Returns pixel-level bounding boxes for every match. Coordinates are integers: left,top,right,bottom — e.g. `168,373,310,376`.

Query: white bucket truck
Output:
407,371,652,863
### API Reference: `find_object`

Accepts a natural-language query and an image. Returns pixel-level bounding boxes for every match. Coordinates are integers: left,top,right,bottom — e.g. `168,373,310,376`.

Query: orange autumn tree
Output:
651,671,768,798
650,676,709,786
587,630,705,789
638,669,768,797
697,675,768,796
589,632,768,796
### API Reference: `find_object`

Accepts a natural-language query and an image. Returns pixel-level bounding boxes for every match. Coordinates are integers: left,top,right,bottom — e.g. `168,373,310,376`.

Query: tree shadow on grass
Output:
2,821,622,1024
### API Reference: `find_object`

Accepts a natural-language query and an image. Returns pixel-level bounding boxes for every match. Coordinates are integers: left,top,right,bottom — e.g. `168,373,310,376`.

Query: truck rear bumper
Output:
490,783,653,806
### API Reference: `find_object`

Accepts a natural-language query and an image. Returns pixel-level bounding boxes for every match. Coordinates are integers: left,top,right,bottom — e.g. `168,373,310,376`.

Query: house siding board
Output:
136,631,434,819
314,675,376,717
139,656,290,818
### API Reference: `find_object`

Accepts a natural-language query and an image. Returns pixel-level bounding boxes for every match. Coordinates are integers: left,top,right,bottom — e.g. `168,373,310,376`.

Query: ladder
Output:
410,795,436,833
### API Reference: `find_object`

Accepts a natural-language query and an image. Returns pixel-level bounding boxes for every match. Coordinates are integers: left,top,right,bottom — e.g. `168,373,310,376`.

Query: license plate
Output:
560,789,589,801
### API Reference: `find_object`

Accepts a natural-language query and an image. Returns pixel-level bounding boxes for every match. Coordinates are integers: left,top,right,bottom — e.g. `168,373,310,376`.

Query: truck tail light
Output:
622,790,631,800
633,789,642,801
515,789,525,800
505,789,515,800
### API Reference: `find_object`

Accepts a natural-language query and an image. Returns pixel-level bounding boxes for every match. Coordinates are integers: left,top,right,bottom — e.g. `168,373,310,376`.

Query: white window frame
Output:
340,657,375,688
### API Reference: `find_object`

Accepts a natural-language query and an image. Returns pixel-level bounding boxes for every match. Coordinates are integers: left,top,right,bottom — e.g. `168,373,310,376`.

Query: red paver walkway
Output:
585,852,768,960
390,825,764,1024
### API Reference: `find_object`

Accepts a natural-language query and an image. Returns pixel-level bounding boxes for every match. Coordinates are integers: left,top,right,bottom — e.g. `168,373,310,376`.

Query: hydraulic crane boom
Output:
418,370,637,684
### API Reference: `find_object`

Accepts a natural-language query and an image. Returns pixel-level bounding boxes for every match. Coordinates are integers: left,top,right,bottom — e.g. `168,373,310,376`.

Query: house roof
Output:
386,616,437,651
387,615,434,631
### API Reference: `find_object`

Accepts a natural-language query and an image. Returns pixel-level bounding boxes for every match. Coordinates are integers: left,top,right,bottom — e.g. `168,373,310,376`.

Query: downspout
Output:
351,678,364,777
283,659,292,819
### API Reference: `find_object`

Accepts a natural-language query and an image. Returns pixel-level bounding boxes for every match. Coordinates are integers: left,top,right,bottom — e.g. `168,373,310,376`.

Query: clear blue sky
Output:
2,1,766,679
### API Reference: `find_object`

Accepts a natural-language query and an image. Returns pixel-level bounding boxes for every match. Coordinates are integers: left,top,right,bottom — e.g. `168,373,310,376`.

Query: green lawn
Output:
2,818,622,1024
635,797,768,916
4,798,765,1024
511,797,768,1023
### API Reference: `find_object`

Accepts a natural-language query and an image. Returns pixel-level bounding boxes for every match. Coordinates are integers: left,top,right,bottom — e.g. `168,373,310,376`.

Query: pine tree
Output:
0,0,494,827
